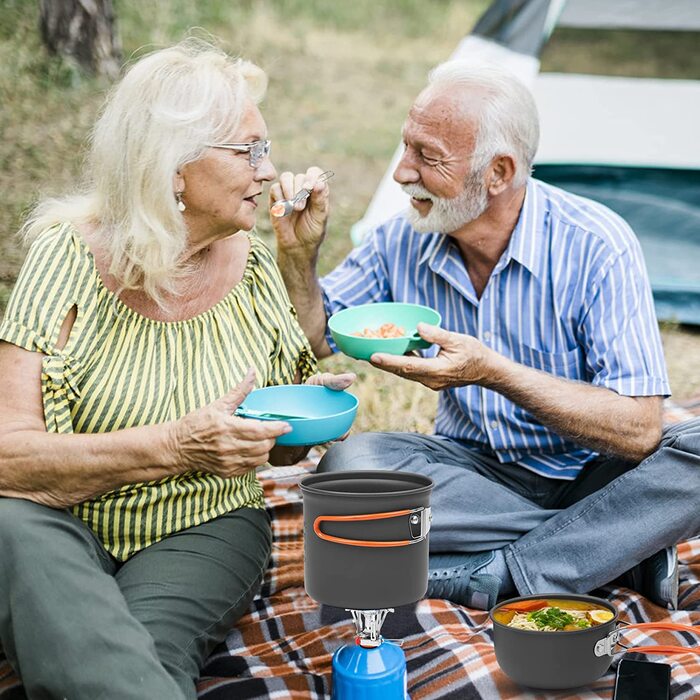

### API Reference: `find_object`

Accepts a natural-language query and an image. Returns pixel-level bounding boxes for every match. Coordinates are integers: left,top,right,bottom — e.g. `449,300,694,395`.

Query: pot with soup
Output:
490,594,697,689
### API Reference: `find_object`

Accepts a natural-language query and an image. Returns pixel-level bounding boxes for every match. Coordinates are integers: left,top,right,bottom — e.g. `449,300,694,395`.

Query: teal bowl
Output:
241,385,359,446
328,302,442,361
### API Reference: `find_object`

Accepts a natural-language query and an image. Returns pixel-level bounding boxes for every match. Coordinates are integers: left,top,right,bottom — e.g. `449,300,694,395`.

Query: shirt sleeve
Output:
0,225,81,353
0,224,86,432
578,242,670,397
319,227,393,351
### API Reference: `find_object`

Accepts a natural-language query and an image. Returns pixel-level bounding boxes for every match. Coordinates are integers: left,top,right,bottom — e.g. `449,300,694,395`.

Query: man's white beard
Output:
403,170,489,234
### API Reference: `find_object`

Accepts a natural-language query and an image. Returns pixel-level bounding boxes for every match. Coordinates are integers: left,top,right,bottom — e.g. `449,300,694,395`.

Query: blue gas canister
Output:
331,638,408,700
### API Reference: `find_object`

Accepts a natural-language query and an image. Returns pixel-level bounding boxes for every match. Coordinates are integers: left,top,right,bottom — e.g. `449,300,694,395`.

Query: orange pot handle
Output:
597,621,699,658
313,506,431,547
624,622,699,634
623,645,700,657
620,622,700,658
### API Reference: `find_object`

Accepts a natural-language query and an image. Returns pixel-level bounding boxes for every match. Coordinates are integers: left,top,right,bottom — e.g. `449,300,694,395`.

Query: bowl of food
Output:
328,302,442,361
490,594,696,690
491,594,619,689
236,384,359,446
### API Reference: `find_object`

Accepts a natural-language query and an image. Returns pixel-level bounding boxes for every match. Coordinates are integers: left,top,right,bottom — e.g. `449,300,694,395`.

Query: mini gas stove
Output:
331,608,409,699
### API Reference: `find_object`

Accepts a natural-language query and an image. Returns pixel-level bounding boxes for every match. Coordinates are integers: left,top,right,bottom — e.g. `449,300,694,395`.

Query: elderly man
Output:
270,60,700,610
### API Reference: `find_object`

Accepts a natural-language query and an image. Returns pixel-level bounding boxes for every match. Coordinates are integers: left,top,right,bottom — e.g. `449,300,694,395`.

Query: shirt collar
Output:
501,178,546,280
413,178,546,279
418,178,546,277
417,230,448,266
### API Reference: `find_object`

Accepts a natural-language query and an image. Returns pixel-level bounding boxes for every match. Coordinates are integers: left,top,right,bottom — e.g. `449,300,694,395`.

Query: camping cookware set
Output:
300,471,698,695
295,325,697,694
300,470,433,699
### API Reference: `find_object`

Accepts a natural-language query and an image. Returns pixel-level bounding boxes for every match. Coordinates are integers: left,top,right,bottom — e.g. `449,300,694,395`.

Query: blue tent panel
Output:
533,164,700,325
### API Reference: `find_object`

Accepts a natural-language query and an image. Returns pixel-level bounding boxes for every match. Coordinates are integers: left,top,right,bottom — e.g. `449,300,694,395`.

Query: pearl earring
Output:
176,192,186,212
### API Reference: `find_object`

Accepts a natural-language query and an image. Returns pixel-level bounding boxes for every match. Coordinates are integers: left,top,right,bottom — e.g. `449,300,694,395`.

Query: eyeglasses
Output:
207,139,272,168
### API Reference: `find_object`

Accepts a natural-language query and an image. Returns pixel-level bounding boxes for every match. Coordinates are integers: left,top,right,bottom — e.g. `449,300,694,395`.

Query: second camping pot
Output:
300,470,433,610
490,594,699,690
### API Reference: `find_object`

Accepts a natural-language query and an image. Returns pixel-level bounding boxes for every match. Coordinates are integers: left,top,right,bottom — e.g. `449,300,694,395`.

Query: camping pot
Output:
300,470,433,610
490,594,699,690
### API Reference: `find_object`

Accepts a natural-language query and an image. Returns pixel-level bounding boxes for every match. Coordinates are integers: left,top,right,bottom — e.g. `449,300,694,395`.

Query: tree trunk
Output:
39,0,122,79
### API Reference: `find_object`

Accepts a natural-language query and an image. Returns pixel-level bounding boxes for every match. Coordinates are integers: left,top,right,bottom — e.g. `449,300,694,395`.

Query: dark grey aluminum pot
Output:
490,594,619,690
300,470,433,610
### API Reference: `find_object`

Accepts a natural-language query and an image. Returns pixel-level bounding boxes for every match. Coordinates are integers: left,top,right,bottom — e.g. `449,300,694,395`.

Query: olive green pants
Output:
0,499,271,700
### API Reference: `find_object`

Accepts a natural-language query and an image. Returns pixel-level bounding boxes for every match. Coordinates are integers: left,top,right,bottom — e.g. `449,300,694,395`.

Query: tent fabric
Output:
350,0,700,324
535,75,700,168
533,165,700,325
470,0,557,56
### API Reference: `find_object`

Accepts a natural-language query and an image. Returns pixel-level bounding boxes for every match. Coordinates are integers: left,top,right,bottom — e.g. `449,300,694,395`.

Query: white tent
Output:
349,0,700,323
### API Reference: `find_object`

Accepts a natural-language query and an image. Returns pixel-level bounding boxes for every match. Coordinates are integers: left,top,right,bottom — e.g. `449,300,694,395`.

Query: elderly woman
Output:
0,40,349,699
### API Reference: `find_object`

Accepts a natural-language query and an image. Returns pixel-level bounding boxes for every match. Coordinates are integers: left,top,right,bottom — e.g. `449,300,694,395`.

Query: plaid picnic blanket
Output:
188,461,698,700
1,399,699,699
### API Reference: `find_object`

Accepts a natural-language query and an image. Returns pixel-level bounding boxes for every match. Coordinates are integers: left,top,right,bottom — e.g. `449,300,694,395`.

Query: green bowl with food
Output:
328,302,442,361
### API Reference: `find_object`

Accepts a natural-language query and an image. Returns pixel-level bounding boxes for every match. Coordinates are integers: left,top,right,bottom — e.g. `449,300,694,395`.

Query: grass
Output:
540,28,700,80
1,0,699,436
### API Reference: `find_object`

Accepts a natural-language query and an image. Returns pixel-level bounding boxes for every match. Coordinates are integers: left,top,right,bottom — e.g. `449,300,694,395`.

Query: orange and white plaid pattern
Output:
192,459,698,700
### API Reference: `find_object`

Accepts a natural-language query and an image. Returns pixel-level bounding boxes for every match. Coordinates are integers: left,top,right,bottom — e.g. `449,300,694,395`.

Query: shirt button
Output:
483,331,491,341
491,420,498,429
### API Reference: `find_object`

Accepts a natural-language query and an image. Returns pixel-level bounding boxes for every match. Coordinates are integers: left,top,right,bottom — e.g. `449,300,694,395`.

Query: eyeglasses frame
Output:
207,139,272,168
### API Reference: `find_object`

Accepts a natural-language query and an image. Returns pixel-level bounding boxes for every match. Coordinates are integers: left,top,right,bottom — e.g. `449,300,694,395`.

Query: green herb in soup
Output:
492,598,615,632
527,607,591,631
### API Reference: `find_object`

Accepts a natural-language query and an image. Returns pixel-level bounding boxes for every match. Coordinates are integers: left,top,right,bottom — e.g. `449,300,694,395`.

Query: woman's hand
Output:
169,369,292,478
305,371,356,443
269,167,331,259
304,371,356,391
266,371,357,467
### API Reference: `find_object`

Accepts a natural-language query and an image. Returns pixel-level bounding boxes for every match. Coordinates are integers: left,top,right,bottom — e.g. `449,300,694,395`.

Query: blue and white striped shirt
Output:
321,178,670,480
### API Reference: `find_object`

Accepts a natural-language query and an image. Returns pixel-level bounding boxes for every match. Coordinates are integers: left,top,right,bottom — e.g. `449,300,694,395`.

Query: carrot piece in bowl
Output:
498,600,549,613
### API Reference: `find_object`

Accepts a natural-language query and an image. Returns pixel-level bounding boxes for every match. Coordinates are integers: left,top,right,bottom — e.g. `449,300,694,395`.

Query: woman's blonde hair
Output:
21,38,267,306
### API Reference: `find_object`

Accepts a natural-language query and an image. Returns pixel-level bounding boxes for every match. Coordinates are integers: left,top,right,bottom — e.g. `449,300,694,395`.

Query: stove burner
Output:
349,608,403,648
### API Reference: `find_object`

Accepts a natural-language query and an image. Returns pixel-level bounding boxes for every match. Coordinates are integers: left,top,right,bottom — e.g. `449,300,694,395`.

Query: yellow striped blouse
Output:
0,223,316,560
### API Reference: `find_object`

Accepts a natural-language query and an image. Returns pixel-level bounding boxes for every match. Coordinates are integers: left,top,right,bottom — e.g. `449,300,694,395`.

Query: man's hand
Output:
369,323,491,390
270,167,331,258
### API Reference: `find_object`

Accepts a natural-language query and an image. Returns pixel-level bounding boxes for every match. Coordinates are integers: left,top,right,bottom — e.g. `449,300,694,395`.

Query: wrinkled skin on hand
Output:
369,323,490,391
171,368,293,477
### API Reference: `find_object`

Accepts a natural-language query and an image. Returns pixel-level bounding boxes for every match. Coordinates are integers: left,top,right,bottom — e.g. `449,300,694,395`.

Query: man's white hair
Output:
21,38,267,307
426,60,539,187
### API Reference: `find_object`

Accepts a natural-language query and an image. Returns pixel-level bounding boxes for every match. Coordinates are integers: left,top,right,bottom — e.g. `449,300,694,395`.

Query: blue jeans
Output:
317,418,700,595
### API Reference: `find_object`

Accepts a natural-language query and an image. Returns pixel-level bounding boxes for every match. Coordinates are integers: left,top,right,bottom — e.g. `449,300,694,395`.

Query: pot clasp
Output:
408,506,432,541
594,628,622,657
